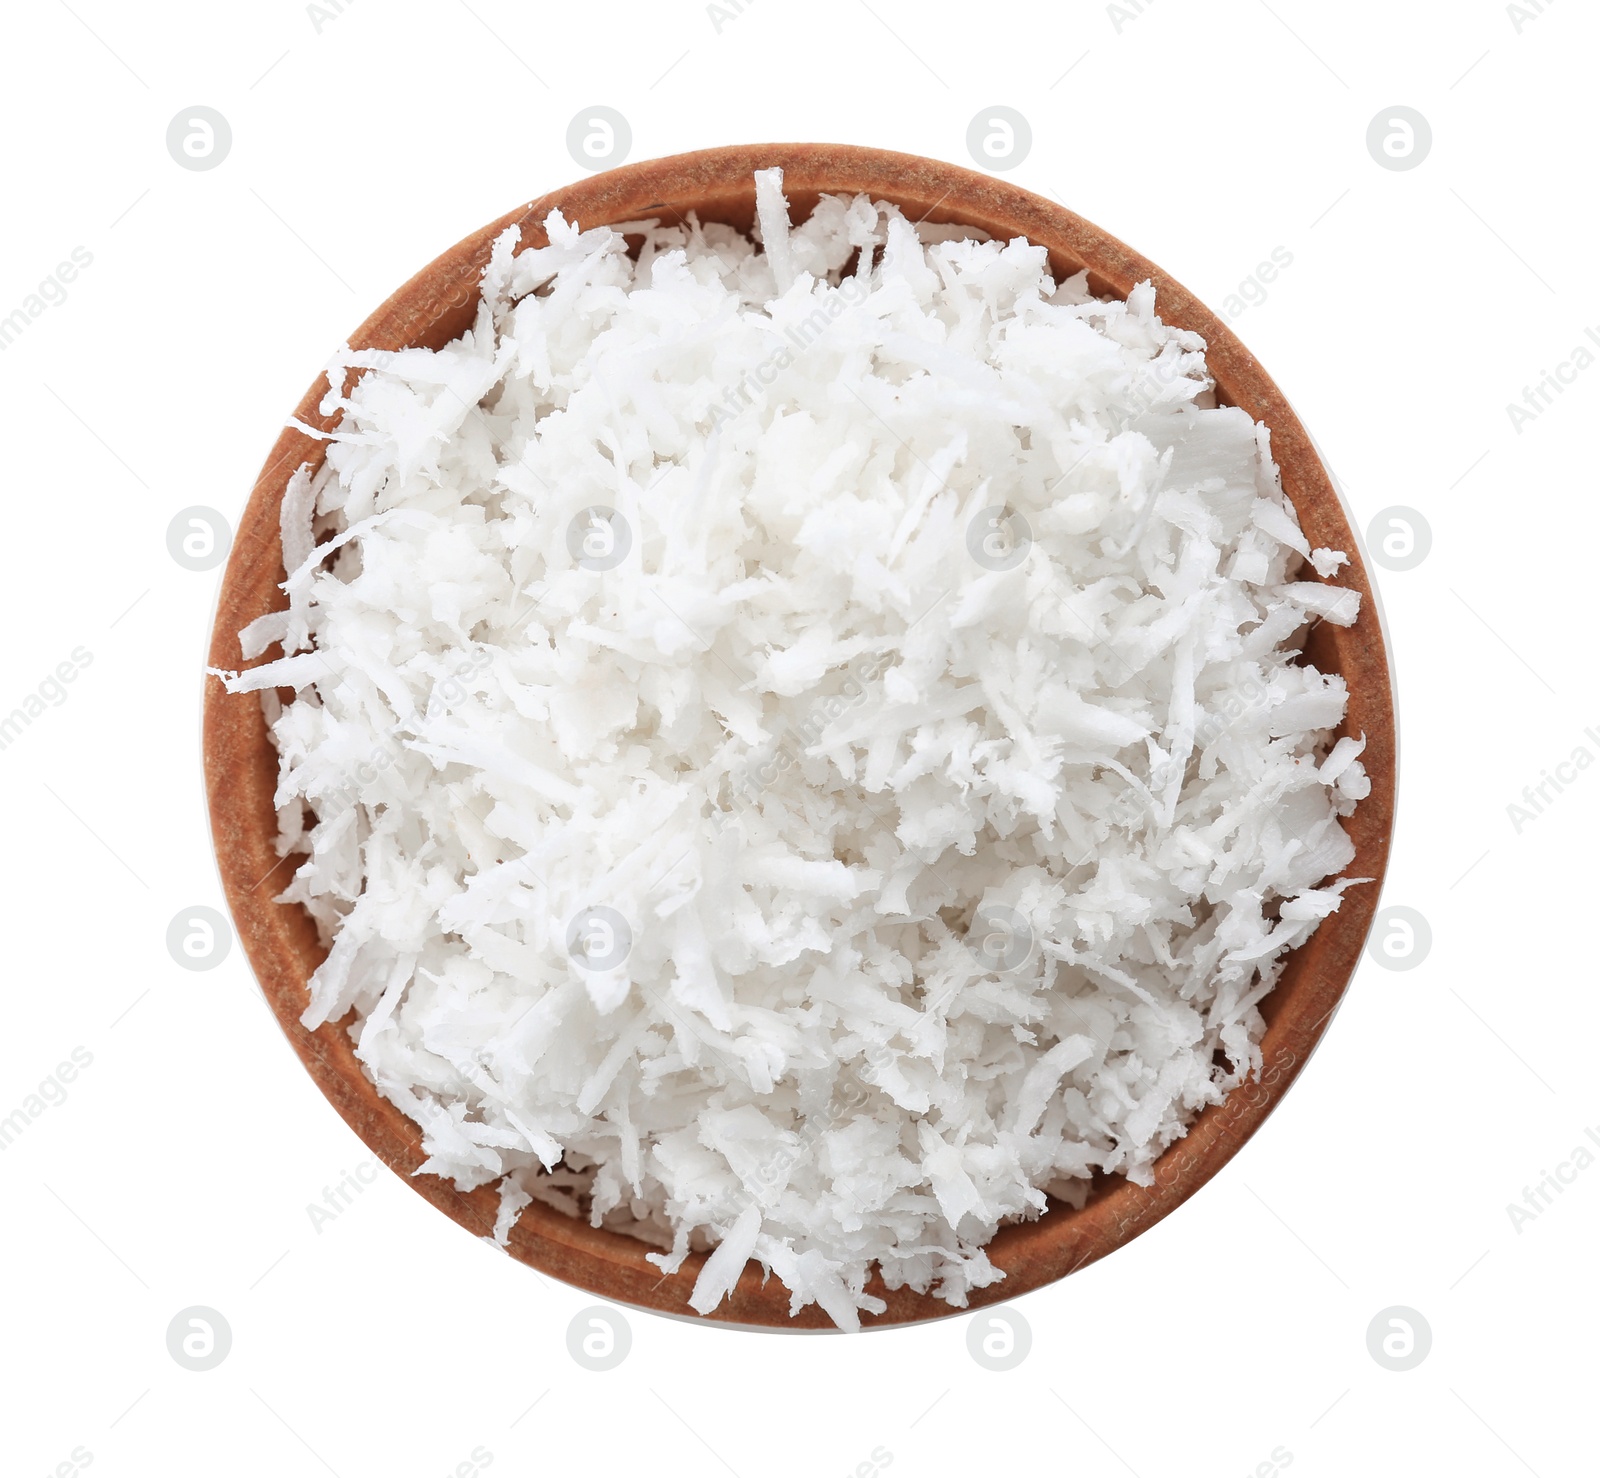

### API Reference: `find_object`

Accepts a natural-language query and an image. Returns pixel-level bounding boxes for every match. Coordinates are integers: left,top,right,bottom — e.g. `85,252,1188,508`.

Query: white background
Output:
0,1,1591,1474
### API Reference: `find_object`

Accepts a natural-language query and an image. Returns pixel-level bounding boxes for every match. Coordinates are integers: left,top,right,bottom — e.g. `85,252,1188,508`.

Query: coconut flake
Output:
218,174,1370,1328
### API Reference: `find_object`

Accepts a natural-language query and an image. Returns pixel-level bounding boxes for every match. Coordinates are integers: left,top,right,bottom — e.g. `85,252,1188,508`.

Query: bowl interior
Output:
203,143,1395,1330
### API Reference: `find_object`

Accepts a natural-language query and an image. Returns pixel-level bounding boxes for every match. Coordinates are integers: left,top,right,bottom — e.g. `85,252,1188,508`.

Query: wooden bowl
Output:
204,143,1395,1330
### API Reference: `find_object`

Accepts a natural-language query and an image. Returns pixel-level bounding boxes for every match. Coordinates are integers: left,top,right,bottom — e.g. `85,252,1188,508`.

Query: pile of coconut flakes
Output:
216,169,1369,1330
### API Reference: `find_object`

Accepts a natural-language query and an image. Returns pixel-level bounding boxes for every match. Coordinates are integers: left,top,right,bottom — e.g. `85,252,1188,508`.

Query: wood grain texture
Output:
202,143,1396,1331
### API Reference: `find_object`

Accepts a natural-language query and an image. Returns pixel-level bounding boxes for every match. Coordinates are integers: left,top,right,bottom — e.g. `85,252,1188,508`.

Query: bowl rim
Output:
202,141,1396,1331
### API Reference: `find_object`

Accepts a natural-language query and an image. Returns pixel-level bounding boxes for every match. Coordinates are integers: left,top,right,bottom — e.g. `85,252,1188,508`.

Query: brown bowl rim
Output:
202,142,1396,1331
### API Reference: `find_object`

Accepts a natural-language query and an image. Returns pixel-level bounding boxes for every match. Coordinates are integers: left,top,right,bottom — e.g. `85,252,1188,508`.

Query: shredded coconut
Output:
215,168,1369,1328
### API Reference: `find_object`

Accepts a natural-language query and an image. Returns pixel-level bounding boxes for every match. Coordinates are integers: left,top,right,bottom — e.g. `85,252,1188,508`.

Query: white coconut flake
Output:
1310,546,1349,579
214,170,1369,1328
